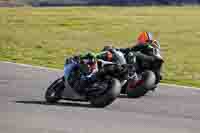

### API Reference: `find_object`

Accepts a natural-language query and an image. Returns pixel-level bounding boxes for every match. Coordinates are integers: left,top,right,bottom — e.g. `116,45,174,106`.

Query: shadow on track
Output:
15,100,95,108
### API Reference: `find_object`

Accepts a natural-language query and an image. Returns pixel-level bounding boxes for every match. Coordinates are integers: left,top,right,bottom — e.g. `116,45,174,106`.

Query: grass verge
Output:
0,6,200,87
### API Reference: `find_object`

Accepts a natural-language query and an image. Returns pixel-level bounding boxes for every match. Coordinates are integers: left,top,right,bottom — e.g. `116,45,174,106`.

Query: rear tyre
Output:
89,78,121,108
45,77,64,103
127,71,156,98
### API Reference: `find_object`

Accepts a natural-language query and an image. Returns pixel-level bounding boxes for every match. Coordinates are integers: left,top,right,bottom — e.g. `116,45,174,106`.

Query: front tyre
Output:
89,78,121,108
45,77,64,103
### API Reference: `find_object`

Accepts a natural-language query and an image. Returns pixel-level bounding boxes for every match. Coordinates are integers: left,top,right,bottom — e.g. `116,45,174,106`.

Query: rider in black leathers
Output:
102,32,163,89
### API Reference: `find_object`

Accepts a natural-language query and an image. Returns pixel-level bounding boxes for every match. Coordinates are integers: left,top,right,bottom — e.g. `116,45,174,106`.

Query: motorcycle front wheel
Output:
45,77,65,103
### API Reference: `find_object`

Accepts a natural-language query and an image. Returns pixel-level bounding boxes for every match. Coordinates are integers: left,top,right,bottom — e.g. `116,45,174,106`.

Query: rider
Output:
102,32,162,87
102,32,160,64
124,32,162,86
64,51,113,94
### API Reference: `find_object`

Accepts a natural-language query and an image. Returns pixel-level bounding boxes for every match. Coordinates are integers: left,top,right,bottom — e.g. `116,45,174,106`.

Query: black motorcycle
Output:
45,58,128,108
102,45,164,98
124,45,164,98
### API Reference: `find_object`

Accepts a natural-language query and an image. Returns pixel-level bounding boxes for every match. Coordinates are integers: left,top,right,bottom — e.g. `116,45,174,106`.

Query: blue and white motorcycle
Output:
45,57,129,107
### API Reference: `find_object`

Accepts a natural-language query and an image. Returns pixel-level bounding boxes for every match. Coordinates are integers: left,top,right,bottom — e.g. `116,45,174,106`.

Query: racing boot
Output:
73,77,89,95
76,74,97,95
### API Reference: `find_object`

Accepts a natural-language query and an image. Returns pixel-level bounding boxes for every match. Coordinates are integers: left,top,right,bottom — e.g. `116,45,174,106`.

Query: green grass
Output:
0,6,200,87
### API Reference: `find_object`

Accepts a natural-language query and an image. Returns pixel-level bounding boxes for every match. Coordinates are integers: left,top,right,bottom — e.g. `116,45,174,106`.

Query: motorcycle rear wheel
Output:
127,70,156,98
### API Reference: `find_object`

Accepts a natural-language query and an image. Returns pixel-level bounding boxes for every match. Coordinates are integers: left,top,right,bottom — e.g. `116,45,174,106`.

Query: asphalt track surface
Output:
1,62,200,133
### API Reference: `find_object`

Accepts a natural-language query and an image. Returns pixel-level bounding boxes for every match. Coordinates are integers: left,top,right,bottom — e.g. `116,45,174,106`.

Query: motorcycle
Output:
124,45,164,98
44,57,129,108
103,45,164,98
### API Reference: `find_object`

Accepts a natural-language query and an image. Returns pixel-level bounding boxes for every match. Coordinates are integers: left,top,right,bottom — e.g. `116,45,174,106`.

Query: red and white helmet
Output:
137,32,153,44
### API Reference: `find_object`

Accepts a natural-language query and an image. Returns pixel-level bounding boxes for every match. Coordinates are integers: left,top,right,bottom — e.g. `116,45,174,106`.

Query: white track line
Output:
1,61,200,90
2,61,62,71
